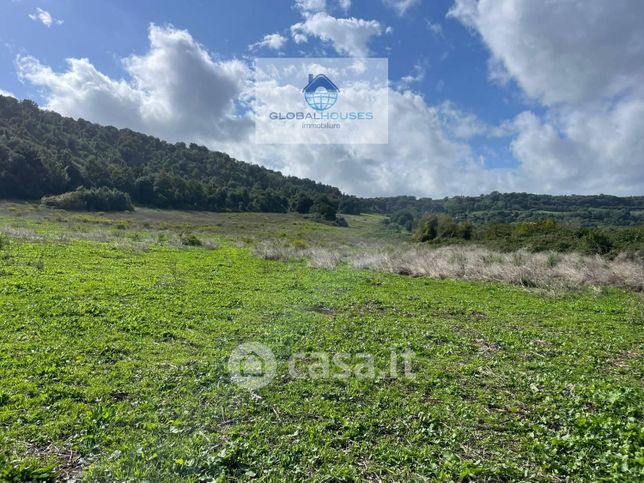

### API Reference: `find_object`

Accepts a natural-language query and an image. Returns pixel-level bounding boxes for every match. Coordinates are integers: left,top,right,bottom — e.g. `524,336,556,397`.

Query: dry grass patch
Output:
253,241,644,290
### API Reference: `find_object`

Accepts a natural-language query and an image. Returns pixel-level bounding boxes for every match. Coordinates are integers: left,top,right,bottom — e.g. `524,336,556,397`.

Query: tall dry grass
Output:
252,241,644,291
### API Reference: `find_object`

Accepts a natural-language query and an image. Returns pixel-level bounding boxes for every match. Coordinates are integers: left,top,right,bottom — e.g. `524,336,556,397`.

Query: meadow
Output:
0,202,642,481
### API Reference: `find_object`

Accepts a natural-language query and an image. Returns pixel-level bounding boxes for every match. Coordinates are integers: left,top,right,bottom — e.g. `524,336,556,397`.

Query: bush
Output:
413,214,472,242
390,210,416,231
291,239,308,249
290,193,314,214
311,195,339,221
463,219,641,256
41,187,133,212
582,231,613,255
180,233,202,247
334,216,349,227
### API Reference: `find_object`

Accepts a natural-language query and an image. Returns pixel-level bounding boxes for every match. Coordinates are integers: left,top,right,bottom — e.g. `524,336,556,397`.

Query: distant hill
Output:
0,95,347,214
1,95,642,225
360,192,644,226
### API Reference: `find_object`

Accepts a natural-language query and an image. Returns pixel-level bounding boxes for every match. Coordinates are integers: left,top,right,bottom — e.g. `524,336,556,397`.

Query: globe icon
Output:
304,86,338,111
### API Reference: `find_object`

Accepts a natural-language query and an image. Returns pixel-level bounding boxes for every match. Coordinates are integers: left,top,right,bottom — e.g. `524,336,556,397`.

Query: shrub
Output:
390,210,416,232
582,231,613,255
291,239,308,249
310,195,339,221
334,216,349,227
413,214,472,242
180,233,202,247
41,187,133,212
290,193,314,214
547,252,561,267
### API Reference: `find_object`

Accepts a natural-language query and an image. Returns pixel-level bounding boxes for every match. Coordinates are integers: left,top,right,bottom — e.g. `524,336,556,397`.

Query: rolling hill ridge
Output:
1,95,642,225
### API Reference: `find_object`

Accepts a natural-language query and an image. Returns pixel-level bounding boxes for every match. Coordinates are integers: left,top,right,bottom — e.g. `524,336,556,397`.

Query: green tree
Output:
290,193,314,214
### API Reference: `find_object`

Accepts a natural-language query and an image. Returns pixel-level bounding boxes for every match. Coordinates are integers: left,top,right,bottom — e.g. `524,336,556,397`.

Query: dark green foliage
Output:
338,195,361,215
290,193,314,214
413,214,472,242
480,219,642,256
0,96,342,217
390,209,417,231
334,216,349,227
362,191,644,226
581,231,614,255
0,142,55,199
41,187,133,211
247,188,288,213
310,195,339,221
415,216,643,256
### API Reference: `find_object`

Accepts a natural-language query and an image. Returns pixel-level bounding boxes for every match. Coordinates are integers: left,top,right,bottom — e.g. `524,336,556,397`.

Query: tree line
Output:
386,213,643,257
1,95,642,226
0,96,356,220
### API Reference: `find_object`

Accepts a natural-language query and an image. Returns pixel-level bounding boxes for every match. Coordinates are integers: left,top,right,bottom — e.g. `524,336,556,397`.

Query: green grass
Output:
0,204,642,480
0,201,404,248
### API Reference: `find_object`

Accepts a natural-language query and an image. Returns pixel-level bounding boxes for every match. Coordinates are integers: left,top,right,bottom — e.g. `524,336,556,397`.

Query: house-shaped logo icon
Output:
302,73,340,111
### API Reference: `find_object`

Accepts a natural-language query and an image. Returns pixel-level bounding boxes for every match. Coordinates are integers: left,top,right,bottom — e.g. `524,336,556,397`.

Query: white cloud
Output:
383,0,420,16
397,59,427,89
235,89,511,197
16,23,504,197
337,0,351,13
425,20,444,38
508,98,644,194
0,88,15,98
289,0,387,58
17,24,251,144
295,0,326,13
448,0,644,195
448,0,644,105
250,33,287,51
16,14,643,197
435,101,502,140
28,8,63,27
290,12,384,56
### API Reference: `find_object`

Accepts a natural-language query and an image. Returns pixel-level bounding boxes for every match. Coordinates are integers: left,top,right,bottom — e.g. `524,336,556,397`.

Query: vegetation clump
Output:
41,187,133,212
179,232,202,246
386,212,643,258
413,213,472,242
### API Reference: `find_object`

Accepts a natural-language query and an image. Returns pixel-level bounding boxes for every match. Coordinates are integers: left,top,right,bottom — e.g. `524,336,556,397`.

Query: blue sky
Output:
1,1,642,197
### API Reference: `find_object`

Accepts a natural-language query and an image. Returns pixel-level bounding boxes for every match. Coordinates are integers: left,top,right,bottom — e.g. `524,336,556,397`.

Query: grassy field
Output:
0,203,642,481
0,201,403,248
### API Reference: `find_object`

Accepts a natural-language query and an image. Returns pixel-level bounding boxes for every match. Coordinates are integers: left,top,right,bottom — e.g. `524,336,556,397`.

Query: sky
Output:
1,0,643,198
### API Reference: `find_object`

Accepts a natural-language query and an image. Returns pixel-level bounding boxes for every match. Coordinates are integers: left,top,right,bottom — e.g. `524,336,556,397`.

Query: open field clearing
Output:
2,202,643,291
0,204,642,480
0,202,402,248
